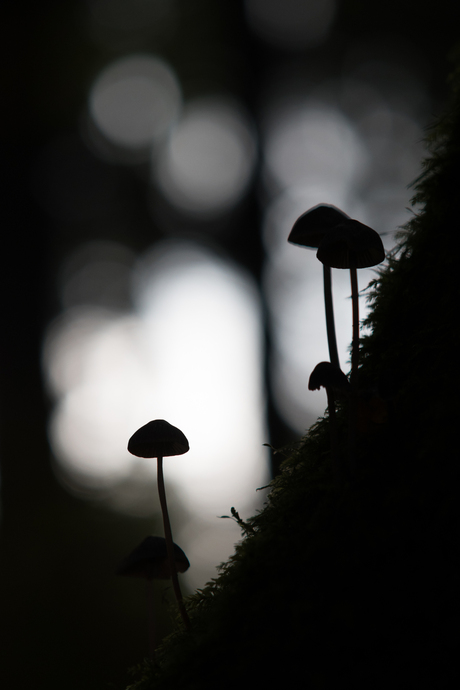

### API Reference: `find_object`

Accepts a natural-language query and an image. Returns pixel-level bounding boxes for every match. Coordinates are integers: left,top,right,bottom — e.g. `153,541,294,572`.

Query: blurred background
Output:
1,1,458,688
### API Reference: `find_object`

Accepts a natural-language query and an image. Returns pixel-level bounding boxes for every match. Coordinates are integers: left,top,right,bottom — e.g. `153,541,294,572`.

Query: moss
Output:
125,54,460,690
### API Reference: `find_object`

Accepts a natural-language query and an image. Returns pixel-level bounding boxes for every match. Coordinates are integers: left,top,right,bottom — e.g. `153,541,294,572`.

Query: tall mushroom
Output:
309,361,350,482
288,204,351,369
128,419,191,630
316,218,385,390
316,219,384,475
117,536,190,656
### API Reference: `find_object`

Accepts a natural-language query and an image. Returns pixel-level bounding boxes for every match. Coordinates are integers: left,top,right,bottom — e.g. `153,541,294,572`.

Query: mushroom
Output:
316,218,385,389
315,219,384,475
117,536,190,656
128,420,191,631
288,204,351,369
116,535,190,580
309,362,350,482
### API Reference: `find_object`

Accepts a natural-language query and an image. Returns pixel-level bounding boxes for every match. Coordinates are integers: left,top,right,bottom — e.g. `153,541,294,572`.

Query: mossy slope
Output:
127,58,460,690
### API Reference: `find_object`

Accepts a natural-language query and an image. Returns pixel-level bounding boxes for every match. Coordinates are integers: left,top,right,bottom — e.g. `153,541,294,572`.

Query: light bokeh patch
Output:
154,97,257,217
87,54,181,159
43,241,268,588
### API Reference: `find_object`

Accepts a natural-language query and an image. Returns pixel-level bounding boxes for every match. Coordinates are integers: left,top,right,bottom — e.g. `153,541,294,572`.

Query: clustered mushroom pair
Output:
288,204,385,479
117,419,191,657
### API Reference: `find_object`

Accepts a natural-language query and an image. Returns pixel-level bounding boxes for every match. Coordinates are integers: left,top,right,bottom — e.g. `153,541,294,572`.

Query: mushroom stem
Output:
350,266,360,389
156,457,191,631
348,267,359,476
323,264,340,369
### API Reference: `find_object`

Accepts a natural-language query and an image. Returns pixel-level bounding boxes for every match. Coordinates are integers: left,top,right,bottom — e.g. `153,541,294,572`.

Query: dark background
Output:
1,2,459,688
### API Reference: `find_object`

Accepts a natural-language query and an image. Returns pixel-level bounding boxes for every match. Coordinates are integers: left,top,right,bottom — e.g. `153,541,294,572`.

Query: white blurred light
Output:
264,100,368,194
154,97,257,217
44,310,148,480
43,243,268,587
88,54,181,152
245,0,336,51
131,243,267,510
43,241,268,586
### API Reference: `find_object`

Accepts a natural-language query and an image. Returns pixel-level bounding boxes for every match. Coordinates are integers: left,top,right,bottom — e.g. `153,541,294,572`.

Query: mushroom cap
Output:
288,204,350,249
316,219,385,269
308,361,351,393
116,536,190,580
128,419,189,458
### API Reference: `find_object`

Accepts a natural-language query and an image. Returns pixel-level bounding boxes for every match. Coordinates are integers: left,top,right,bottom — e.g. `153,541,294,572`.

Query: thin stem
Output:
348,267,359,476
323,264,340,369
156,457,191,631
350,266,359,389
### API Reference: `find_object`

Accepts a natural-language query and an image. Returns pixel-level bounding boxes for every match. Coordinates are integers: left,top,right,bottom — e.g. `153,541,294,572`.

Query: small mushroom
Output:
117,536,190,656
128,420,191,630
289,204,351,369
128,419,189,459
308,361,350,393
309,362,350,482
116,536,190,580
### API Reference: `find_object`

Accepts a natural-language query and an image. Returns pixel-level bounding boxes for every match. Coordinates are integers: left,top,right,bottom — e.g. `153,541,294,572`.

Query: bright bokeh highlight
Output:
154,97,257,217
88,54,181,158
43,241,268,588
263,99,368,195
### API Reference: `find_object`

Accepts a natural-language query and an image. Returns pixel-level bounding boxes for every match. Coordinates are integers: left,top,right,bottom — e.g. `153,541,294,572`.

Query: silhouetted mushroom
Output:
128,419,189,459
316,218,385,388
117,536,190,656
315,220,384,475
128,420,191,630
116,536,190,580
289,204,350,369
308,361,350,393
309,362,350,482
